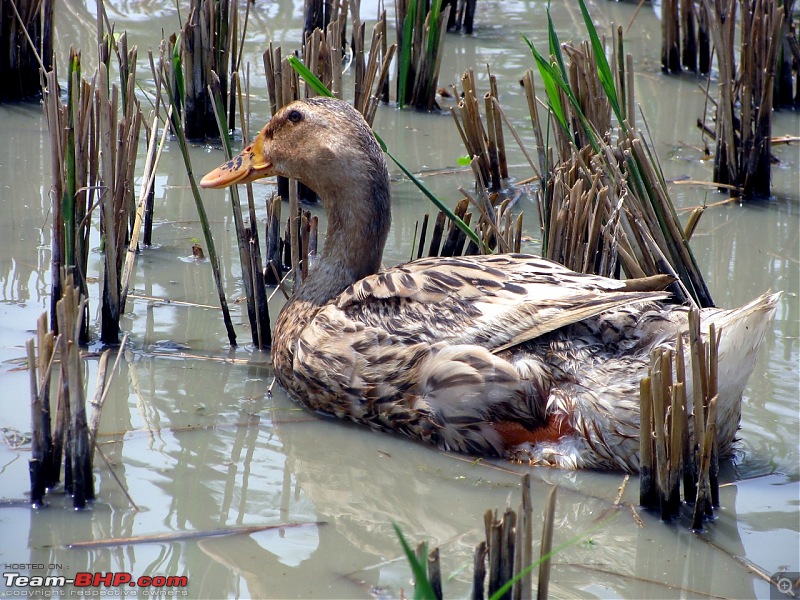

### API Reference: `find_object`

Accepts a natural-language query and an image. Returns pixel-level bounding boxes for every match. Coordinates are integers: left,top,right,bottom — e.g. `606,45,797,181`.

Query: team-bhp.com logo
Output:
4,571,188,595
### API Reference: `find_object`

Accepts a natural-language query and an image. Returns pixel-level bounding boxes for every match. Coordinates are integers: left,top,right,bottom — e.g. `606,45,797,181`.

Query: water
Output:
1,0,798,598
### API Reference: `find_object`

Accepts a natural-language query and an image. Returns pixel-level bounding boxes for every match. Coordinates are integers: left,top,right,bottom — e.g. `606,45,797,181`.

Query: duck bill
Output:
199,133,273,189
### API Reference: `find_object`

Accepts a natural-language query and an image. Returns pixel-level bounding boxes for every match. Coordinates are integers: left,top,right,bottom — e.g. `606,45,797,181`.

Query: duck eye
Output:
288,110,303,123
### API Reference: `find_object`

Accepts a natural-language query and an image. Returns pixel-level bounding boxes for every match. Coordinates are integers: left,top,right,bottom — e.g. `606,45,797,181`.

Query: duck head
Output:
200,97,388,200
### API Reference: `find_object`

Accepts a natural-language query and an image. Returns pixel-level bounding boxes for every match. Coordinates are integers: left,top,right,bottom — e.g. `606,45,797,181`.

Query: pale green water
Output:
1,1,798,598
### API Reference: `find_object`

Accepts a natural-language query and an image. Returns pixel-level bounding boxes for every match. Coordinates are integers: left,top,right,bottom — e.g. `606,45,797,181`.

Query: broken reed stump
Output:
415,186,523,261
303,0,347,44
416,474,553,599
443,0,477,34
351,10,397,126
0,0,54,101
661,0,711,74
450,68,508,192
180,0,240,141
27,274,116,509
639,308,721,529
395,0,451,110
525,32,713,307
699,0,786,199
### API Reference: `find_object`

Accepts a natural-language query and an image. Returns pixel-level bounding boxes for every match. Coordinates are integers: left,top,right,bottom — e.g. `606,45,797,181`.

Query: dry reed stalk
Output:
304,0,347,43
659,0,710,73
98,48,143,344
775,5,799,108
639,308,721,527
45,274,95,508
352,11,397,126
289,180,301,290
42,38,144,345
120,72,169,315
181,0,237,140
639,376,656,507
535,486,556,600
450,67,508,191
427,547,443,600
662,0,682,72
303,19,344,100
265,195,284,285
700,0,785,198
472,541,487,599
209,71,272,348
528,37,713,307
154,42,238,346
27,340,42,502
27,320,55,506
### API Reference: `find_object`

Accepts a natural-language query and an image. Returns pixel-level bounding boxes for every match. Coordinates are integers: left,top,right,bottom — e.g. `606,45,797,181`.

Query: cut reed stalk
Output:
525,12,713,307
181,0,238,140
699,0,786,199
352,11,397,125
265,195,284,285
450,67,508,191
27,273,107,508
535,486,556,600
639,308,721,528
427,546,443,600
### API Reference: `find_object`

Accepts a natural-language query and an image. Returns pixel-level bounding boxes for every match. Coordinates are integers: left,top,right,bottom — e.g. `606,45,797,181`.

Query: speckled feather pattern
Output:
203,97,779,472
273,251,778,471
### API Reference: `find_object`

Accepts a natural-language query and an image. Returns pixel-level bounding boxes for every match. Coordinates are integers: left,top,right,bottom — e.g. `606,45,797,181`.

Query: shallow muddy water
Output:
1,0,798,598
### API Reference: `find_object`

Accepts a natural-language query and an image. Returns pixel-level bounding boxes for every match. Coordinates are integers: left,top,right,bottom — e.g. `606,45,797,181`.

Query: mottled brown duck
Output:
200,97,779,471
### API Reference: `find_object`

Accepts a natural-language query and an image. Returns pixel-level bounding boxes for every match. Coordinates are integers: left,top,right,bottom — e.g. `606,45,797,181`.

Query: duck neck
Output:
294,163,391,306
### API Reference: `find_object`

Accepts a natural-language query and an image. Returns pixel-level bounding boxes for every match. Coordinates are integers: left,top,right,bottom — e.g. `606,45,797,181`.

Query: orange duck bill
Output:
199,133,273,189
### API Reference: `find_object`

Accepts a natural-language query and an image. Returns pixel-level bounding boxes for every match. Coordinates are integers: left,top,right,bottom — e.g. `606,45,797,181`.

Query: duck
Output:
200,97,779,471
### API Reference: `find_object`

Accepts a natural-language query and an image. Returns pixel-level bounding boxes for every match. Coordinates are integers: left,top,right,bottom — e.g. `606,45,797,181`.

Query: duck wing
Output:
288,254,670,455
334,254,670,351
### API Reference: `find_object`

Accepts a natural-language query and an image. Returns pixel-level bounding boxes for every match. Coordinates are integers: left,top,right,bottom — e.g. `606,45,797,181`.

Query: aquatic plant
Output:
396,0,450,110
523,0,713,307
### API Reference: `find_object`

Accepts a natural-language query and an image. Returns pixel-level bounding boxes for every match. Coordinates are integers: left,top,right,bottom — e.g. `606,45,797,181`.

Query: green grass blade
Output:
522,34,568,135
397,0,417,108
286,55,334,98
524,32,601,152
172,35,184,111
546,3,568,82
392,523,436,600
577,0,625,127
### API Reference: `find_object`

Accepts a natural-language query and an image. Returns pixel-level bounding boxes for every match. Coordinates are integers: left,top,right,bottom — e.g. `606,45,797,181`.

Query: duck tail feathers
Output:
702,291,780,453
